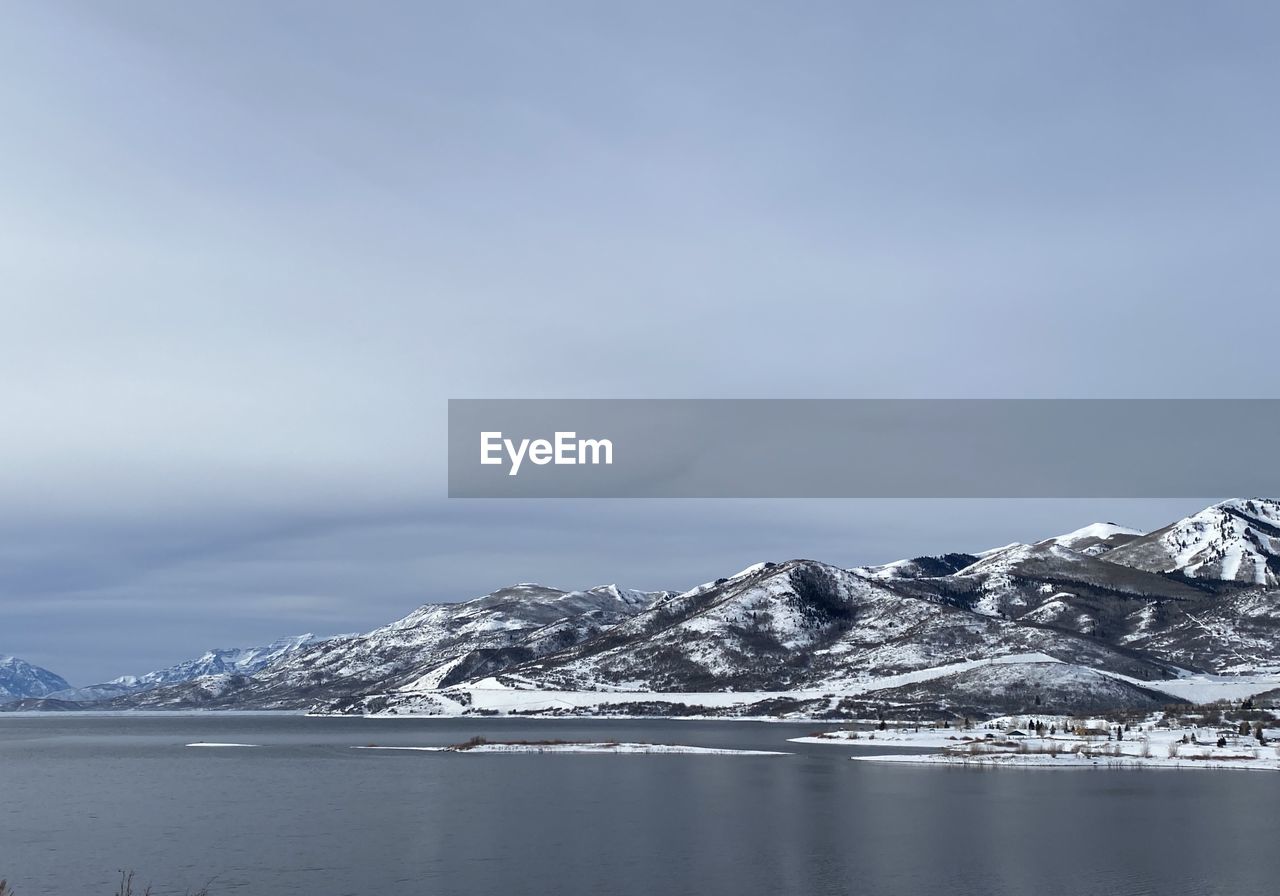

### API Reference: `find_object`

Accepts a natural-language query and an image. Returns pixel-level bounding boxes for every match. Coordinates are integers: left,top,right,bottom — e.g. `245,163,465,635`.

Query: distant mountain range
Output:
38,635,325,704
5,499,1280,719
0,636,322,708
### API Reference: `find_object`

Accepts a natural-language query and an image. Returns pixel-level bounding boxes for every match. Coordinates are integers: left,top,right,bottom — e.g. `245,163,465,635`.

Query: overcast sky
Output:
2,2,1278,684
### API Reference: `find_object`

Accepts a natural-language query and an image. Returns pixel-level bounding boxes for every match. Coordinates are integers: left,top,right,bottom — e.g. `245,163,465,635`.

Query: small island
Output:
355,736,789,755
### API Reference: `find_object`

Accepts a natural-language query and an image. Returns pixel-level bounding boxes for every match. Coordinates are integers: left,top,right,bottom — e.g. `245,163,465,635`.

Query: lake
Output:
1,714,1277,895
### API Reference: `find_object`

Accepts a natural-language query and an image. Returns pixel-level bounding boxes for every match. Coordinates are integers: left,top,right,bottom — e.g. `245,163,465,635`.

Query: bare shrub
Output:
451,737,598,751
2,872,210,896
114,871,147,896
116,870,211,896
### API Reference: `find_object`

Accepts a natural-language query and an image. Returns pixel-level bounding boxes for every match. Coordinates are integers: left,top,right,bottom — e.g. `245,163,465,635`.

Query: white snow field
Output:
324,656,1280,720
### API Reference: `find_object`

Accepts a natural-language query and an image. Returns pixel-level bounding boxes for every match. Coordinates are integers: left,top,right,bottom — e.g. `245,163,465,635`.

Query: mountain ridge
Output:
43,634,325,703
13,499,1280,719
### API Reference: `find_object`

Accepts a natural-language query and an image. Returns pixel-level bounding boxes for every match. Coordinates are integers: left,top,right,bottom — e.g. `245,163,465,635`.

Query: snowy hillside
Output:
851,552,979,581
482,560,1168,693
1106,499,1280,586
54,497,1280,719
116,583,672,709
893,541,1280,673
1037,522,1144,556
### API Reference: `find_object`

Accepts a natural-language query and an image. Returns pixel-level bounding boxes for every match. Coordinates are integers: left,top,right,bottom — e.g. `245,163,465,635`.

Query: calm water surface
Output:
1,714,1277,896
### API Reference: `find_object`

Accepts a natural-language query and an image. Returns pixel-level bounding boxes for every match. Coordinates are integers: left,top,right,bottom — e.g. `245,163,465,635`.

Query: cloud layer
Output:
2,3,1277,681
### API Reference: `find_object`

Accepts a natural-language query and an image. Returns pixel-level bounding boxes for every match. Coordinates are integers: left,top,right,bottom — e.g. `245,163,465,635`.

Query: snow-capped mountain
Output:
851,521,1141,581
52,498,1280,718
476,560,1166,693
0,656,70,700
1037,522,1144,556
341,559,1181,718
892,541,1280,673
1105,499,1280,586
46,634,324,703
110,634,322,688
114,583,673,709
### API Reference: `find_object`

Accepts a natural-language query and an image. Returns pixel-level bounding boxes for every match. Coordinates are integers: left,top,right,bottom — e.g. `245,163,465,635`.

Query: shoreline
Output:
847,751,1280,772
791,718,1280,772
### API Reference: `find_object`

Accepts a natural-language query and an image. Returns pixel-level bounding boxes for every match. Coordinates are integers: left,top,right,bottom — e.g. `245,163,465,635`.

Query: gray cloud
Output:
1,2,1277,682
1,498,1217,683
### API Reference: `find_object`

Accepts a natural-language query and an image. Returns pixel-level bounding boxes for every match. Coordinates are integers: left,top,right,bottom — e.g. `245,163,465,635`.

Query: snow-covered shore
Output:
792,715,1280,771
850,750,1280,771
314,661,1280,721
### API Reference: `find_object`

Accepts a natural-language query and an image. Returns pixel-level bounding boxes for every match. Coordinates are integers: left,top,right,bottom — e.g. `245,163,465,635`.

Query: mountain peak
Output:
0,655,71,699
1104,498,1280,586
1038,522,1144,557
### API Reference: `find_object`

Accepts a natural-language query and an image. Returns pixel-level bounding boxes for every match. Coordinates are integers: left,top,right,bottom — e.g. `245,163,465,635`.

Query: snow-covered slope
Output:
405,560,1170,698
1105,499,1280,586
0,656,70,700
891,541,1280,673
928,541,1206,619
1115,587,1280,674
866,659,1176,716
117,584,672,709
63,497,1280,718
852,552,979,581
1038,522,1144,556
